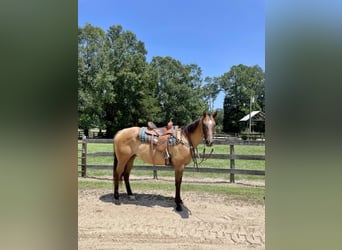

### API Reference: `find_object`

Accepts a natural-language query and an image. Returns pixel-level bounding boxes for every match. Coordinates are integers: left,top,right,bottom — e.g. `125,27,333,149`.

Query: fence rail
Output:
78,138,265,183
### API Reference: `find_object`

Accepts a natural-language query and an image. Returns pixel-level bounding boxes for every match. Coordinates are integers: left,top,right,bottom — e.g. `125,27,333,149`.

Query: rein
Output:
177,118,214,170
192,145,214,170
196,146,214,165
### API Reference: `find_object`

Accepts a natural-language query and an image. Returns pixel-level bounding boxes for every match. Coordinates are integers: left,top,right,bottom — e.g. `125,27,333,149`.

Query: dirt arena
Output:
78,180,264,250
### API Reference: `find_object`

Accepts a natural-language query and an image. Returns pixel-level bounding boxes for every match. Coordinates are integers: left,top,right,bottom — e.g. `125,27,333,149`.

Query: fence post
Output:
81,136,87,177
230,144,235,183
153,167,158,179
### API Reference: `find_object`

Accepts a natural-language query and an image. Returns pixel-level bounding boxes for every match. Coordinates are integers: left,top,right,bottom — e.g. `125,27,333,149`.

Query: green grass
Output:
78,180,265,204
78,142,265,203
78,143,265,182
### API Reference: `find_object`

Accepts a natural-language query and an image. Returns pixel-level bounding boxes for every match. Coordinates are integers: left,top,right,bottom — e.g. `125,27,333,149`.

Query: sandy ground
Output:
78,179,264,250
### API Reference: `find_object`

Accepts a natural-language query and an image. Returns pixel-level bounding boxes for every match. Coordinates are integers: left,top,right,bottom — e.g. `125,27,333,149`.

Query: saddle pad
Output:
138,127,176,146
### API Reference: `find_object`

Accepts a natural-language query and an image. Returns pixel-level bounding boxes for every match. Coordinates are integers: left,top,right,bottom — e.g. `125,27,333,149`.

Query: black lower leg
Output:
175,176,183,211
114,172,120,200
124,173,133,196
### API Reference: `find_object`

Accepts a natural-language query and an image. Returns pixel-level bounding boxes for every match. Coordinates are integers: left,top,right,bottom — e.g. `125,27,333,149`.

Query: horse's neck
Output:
188,121,204,147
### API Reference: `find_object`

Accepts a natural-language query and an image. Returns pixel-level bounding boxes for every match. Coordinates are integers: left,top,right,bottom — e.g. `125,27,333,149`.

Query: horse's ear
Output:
212,111,218,118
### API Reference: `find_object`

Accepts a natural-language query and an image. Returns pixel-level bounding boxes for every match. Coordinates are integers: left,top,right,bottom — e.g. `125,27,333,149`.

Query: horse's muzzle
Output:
205,138,214,146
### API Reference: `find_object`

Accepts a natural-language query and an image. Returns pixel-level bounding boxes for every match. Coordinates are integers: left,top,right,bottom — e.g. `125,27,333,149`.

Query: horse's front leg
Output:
174,167,184,211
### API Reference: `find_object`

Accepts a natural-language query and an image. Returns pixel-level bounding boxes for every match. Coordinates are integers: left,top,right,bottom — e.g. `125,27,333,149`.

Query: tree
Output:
79,23,241,137
218,64,265,133
150,56,206,125
202,76,220,113
78,24,161,138
78,24,107,136
213,108,224,133
100,25,160,137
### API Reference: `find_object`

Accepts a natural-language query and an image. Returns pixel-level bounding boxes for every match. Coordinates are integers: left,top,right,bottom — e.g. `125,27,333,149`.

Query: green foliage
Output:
78,24,107,130
213,109,224,133
78,24,160,137
78,24,209,136
203,76,220,112
217,64,265,133
78,24,264,138
150,56,207,125
102,25,153,137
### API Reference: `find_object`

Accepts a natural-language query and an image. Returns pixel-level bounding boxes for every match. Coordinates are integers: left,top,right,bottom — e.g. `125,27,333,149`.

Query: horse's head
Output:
201,111,218,146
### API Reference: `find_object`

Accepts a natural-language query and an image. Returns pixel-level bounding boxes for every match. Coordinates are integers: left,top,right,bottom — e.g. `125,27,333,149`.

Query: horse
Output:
113,111,218,211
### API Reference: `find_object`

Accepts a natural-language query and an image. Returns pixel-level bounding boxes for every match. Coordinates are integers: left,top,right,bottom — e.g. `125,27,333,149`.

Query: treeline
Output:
78,24,265,137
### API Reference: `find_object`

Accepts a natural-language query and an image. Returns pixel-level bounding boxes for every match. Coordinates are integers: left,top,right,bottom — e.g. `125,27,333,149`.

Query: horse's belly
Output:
136,143,192,166
136,144,166,165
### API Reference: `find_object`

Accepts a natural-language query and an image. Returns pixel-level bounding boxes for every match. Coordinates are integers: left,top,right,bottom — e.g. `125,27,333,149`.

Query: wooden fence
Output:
78,138,265,183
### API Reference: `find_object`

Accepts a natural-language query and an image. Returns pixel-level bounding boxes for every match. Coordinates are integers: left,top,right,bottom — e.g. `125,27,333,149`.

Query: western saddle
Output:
145,118,175,164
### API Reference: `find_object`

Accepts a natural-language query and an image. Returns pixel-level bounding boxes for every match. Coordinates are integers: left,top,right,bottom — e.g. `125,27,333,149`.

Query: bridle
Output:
195,117,215,167
176,116,215,169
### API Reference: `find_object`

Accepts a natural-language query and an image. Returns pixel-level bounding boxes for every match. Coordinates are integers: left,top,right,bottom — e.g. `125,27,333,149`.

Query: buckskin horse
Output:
113,111,218,211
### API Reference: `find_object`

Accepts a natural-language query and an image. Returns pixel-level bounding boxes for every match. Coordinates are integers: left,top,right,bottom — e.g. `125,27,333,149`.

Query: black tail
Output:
113,151,123,183
114,151,118,172
114,151,119,184
113,151,119,200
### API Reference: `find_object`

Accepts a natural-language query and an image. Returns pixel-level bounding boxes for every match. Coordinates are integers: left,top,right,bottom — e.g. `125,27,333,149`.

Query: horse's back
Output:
114,127,140,153
114,127,140,143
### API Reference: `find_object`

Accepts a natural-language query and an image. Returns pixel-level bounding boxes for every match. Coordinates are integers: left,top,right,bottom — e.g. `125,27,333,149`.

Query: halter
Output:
176,116,215,169
193,118,215,169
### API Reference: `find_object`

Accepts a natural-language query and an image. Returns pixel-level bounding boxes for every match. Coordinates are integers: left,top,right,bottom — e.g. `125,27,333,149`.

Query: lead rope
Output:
174,128,214,171
192,144,214,172
198,146,214,164
191,146,198,171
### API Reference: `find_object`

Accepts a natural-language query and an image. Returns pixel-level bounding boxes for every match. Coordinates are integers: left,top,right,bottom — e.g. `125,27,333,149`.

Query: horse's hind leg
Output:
123,155,136,198
113,153,130,201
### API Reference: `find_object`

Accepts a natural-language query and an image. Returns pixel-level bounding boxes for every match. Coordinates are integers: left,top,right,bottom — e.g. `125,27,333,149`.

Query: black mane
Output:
181,119,201,136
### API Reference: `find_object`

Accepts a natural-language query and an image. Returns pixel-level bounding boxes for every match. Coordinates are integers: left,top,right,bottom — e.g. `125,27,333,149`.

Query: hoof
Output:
113,195,120,205
175,204,183,212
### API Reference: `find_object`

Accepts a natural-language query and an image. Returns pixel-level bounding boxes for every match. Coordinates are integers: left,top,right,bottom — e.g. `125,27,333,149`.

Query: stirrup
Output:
164,149,170,159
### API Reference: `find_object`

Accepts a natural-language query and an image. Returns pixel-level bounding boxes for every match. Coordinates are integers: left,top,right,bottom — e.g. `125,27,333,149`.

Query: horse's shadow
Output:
99,193,190,219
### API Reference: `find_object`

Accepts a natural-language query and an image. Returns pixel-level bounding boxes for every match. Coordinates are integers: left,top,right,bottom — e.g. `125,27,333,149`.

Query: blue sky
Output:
78,0,265,109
